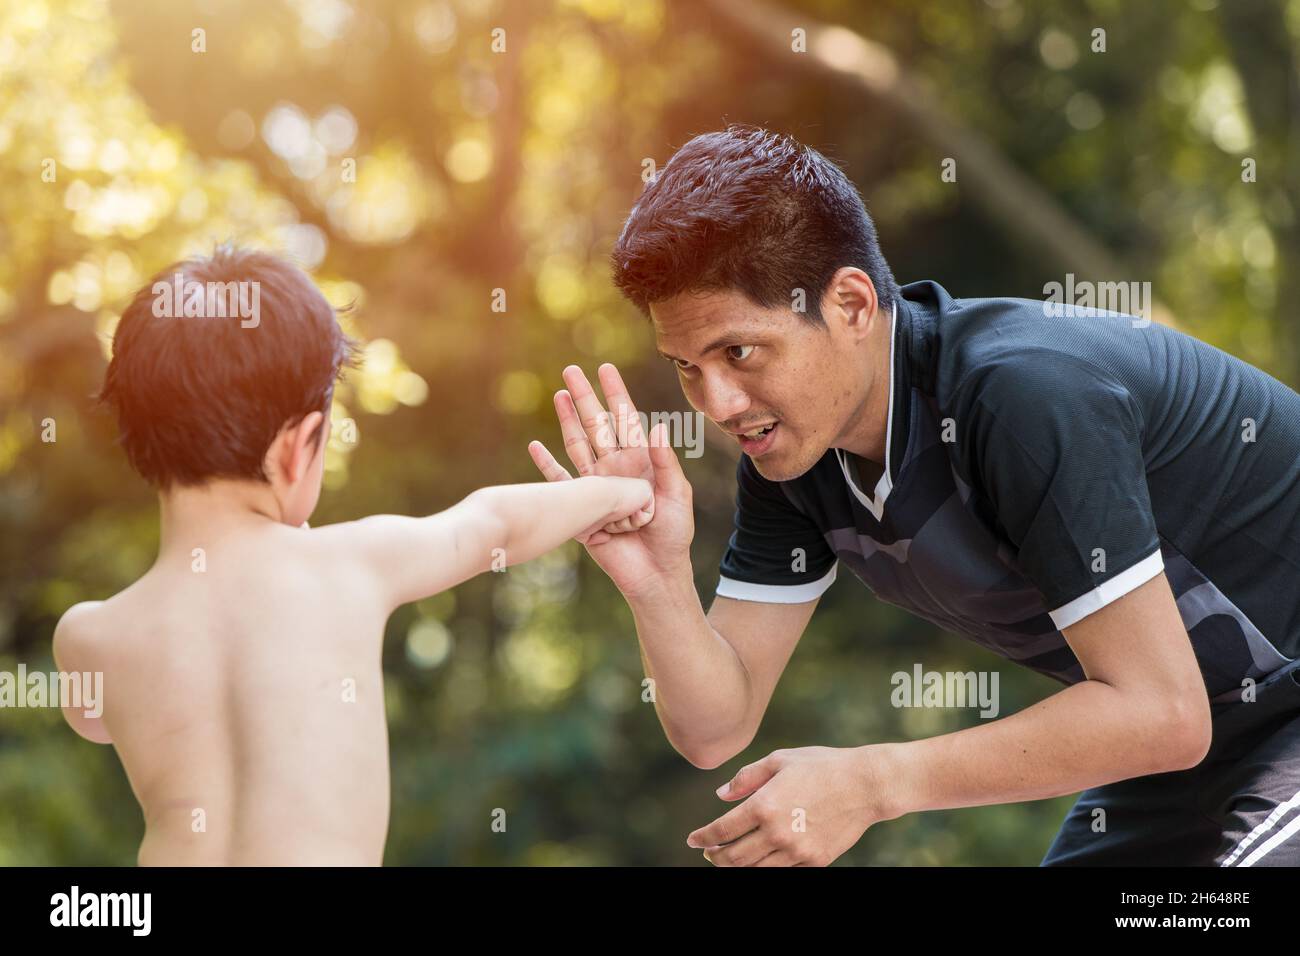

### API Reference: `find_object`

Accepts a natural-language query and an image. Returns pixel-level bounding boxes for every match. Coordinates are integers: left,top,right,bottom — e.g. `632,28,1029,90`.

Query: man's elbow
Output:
675,728,754,770
1154,697,1213,772
681,745,733,771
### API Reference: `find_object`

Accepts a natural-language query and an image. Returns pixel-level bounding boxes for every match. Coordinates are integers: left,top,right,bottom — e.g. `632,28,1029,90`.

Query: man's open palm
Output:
528,363,695,601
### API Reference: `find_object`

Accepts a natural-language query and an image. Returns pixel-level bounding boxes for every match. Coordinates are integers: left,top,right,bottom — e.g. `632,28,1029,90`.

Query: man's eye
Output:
673,358,693,370
728,345,755,361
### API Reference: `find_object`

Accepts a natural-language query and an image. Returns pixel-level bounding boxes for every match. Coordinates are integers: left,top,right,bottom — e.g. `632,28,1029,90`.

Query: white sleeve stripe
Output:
1048,549,1164,630
716,564,838,604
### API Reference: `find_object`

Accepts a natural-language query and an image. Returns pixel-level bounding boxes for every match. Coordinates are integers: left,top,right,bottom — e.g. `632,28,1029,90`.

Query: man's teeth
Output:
743,424,775,438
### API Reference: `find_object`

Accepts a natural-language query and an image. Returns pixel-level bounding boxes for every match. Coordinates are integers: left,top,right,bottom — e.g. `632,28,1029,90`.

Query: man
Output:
528,126,1300,866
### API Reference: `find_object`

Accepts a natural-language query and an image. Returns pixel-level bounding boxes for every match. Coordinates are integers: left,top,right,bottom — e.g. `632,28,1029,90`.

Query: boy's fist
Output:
603,495,655,535
596,476,654,537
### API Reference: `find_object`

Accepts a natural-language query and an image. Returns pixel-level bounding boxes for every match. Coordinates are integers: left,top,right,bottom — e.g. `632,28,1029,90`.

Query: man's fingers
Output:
527,440,573,482
554,389,599,476
702,829,773,868
716,753,782,801
753,851,796,867
598,363,645,449
687,800,761,850
562,365,619,457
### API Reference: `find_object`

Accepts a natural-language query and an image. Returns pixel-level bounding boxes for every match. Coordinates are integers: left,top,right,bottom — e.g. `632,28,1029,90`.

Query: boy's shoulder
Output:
53,583,152,655
52,600,115,746
54,599,105,633
53,599,108,663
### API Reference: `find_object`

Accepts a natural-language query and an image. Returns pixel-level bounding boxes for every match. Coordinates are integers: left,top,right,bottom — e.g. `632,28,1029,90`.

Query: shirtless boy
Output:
52,246,655,865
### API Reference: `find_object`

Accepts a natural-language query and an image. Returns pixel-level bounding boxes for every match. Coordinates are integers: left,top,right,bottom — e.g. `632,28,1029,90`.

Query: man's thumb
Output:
648,422,687,493
716,756,779,802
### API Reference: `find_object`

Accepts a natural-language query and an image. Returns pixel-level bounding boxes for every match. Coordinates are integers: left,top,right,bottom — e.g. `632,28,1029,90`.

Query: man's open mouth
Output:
735,422,780,455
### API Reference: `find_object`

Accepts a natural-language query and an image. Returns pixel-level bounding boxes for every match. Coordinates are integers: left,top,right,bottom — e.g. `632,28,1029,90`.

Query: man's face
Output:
651,288,870,482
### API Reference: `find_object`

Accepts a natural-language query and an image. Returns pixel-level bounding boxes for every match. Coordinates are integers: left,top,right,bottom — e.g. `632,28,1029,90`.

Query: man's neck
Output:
831,303,896,466
158,480,283,558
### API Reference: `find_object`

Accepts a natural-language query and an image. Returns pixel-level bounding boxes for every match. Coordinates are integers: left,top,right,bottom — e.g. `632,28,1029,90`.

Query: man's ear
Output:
282,410,326,484
822,267,879,340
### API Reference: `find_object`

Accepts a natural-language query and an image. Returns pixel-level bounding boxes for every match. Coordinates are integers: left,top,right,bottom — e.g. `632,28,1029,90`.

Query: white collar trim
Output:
835,300,897,522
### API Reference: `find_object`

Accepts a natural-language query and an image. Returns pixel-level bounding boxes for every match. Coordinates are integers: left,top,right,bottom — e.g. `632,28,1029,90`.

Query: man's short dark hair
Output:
611,125,900,323
98,245,359,489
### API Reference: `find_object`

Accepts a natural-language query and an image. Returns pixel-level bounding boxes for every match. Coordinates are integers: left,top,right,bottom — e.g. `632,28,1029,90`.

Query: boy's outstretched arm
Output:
336,475,653,609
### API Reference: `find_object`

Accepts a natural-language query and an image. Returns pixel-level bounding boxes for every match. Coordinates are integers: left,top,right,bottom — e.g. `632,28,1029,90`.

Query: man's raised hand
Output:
527,362,695,600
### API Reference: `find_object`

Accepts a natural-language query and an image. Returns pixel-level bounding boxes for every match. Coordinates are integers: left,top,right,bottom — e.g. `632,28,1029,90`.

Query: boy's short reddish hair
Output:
99,245,359,488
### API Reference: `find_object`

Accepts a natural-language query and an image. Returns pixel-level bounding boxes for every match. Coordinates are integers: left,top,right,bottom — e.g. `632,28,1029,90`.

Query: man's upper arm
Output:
707,593,820,729
716,454,838,603
1061,573,1212,762
710,454,835,725
955,354,1210,750
954,353,1164,628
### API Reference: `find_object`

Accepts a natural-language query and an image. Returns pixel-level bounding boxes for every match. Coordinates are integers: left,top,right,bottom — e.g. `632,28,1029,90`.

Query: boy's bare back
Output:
58,520,394,865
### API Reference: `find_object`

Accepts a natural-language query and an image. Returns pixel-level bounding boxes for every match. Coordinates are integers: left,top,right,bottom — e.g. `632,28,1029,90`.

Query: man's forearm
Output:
871,679,1205,821
626,569,752,764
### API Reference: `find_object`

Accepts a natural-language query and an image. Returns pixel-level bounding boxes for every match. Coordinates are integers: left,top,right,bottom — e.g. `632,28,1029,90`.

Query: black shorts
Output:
1041,657,1300,866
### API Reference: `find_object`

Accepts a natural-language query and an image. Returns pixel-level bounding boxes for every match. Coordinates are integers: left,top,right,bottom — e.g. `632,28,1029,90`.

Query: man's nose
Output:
696,372,750,426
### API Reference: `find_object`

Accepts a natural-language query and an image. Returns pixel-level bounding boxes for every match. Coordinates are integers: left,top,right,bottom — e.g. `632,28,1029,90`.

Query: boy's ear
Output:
290,410,326,482
268,410,326,484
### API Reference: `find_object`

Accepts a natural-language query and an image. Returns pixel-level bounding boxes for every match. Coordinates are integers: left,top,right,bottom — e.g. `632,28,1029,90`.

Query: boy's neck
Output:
158,480,285,556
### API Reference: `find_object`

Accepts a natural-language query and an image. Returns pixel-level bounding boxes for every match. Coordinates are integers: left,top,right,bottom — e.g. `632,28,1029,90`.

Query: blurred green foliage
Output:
1,0,1294,865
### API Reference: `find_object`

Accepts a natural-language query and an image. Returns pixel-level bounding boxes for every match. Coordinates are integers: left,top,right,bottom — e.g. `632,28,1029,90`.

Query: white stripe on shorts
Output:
1220,787,1300,866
